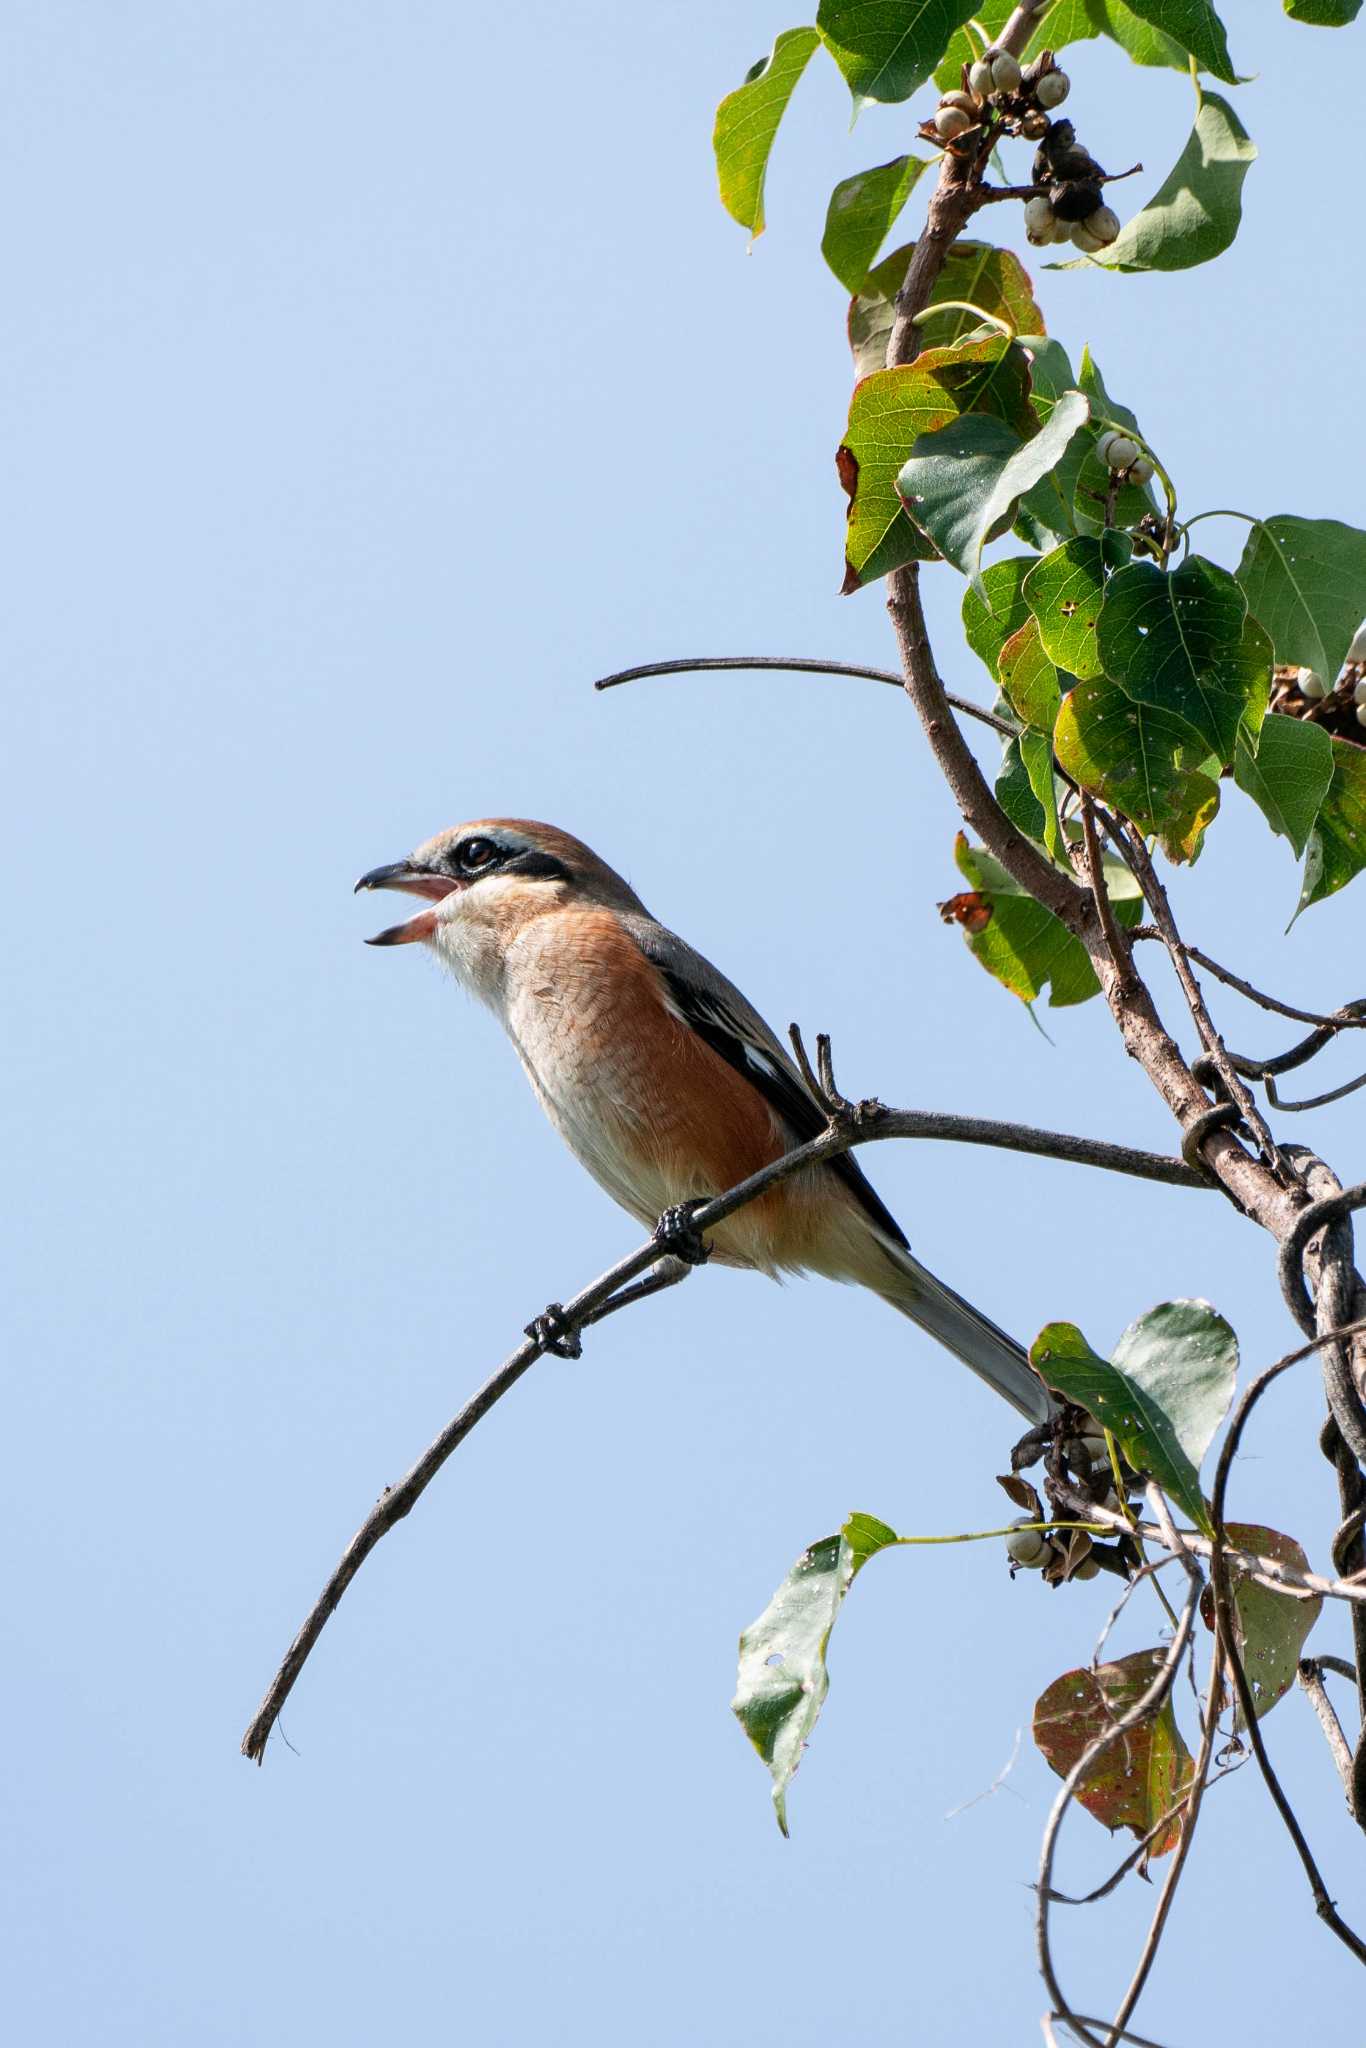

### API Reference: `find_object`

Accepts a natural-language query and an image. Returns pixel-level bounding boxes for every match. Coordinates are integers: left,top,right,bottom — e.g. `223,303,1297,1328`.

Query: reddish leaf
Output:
938,890,993,933
1033,1649,1194,1860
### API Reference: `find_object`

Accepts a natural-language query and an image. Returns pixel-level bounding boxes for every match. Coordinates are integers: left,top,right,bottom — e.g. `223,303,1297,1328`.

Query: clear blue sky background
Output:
8,4,1366,2041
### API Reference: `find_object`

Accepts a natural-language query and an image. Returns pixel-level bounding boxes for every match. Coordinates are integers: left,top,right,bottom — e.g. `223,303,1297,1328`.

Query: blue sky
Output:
7,4,1366,2041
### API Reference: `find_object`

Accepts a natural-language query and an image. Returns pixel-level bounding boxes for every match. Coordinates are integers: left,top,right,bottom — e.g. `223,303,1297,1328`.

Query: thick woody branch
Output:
241,1092,1202,1762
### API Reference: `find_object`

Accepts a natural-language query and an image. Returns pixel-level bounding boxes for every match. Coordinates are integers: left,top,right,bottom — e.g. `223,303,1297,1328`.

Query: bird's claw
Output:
526,1303,583,1359
653,1201,711,1267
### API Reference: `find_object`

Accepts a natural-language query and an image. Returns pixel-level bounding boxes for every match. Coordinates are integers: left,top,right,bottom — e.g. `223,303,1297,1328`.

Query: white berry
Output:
990,49,1022,92
1023,194,1055,234
934,103,974,138
1085,204,1121,246
969,57,994,96
1070,223,1106,253
1128,456,1155,485
1350,622,1366,662
1036,69,1070,108
1098,431,1141,472
1072,1556,1101,1581
1354,676,1366,704
1298,667,1329,699
1357,703,1366,728
1006,1521,1049,1568
941,88,979,115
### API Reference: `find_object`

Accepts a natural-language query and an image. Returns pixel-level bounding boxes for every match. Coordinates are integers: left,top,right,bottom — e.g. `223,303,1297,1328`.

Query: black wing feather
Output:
652,959,911,1253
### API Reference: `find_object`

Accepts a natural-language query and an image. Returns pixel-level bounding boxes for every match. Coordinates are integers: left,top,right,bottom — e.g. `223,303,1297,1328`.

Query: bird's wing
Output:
622,915,910,1252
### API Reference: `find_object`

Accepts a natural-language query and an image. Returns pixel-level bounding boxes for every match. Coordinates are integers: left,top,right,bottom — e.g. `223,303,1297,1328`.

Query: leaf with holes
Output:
1097,557,1269,765
849,240,1046,379
732,1512,898,1834
1234,713,1335,860
1235,514,1366,687
1054,676,1220,862
997,615,1063,733
839,335,1032,589
1031,1302,1237,1534
817,0,977,103
1201,1525,1321,1723
1297,736,1366,916
713,28,822,235
899,391,1089,588
962,557,1035,681
822,156,930,293
1054,91,1255,273
1034,1651,1195,1858
1025,539,1108,682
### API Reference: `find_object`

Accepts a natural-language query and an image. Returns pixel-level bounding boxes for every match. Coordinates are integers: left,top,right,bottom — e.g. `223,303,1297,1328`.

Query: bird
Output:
355,818,1051,1423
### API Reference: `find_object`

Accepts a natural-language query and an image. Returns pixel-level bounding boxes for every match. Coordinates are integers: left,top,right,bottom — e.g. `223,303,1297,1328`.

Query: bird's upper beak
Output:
354,859,456,946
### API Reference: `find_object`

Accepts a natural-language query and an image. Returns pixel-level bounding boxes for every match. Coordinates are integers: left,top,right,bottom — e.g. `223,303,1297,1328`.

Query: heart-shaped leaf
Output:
1202,1523,1321,1723
1097,557,1269,765
1025,538,1108,682
1034,1650,1195,1858
899,390,1089,587
1053,676,1220,862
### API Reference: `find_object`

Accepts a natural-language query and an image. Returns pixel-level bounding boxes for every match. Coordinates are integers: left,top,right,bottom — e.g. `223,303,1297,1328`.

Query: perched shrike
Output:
356,819,1050,1423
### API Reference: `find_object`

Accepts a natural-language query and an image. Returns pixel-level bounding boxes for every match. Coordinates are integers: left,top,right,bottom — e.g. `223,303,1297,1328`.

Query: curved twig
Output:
241,1092,1204,1762
591,654,1016,739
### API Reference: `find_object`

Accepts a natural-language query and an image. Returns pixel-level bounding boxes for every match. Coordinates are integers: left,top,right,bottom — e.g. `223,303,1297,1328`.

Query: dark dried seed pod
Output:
1049,178,1104,221
1019,108,1050,139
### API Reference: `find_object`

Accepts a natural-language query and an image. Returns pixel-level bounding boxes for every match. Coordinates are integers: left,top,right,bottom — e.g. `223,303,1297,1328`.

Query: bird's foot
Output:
653,1200,711,1267
525,1302,583,1360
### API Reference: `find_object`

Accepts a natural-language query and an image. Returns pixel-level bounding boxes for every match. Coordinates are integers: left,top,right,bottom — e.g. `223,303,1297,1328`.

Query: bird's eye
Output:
455,836,499,874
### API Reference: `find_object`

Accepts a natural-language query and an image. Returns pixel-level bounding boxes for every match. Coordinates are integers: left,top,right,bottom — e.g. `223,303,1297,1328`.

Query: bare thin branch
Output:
591,654,1015,738
241,1090,1203,1761
1298,1659,1357,1798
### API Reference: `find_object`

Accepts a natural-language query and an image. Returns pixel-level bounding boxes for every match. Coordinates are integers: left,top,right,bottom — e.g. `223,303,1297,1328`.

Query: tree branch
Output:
591,654,1016,738
241,1091,1203,1762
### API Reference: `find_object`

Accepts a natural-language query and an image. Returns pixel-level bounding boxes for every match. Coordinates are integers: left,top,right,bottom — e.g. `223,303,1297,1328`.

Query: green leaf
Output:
1234,514,1366,685
1096,557,1268,765
732,1513,897,1834
1234,712,1335,859
1118,1,1241,80
1031,1301,1238,1534
948,836,1104,1006
1024,538,1108,682
1054,675,1220,861
1056,91,1256,273
997,614,1063,732
1093,0,1189,67
995,734,1063,860
1034,1650,1195,1858
1286,0,1361,18
849,240,1046,379
1298,736,1366,915
899,390,1090,586
817,0,977,103
1202,1524,1321,1723
821,156,930,293
838,335,1032,589
713,27,822,236
962,557,1034,679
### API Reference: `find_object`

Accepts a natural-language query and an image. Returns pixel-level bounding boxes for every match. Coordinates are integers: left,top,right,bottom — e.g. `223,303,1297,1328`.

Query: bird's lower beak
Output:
354,859,456,946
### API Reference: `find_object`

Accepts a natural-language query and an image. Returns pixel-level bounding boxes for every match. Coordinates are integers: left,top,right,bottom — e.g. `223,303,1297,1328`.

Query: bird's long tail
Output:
867,1239,1055,1425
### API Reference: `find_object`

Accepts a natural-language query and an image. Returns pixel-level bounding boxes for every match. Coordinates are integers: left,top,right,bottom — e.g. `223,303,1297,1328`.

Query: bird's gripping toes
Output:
355,818,1052,1424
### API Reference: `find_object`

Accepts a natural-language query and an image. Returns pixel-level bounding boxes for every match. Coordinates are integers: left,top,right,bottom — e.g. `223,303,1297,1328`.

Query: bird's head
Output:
355,819,646,978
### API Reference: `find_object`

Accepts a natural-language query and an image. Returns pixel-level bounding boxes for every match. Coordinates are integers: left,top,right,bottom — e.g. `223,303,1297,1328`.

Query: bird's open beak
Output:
354,859,456,946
